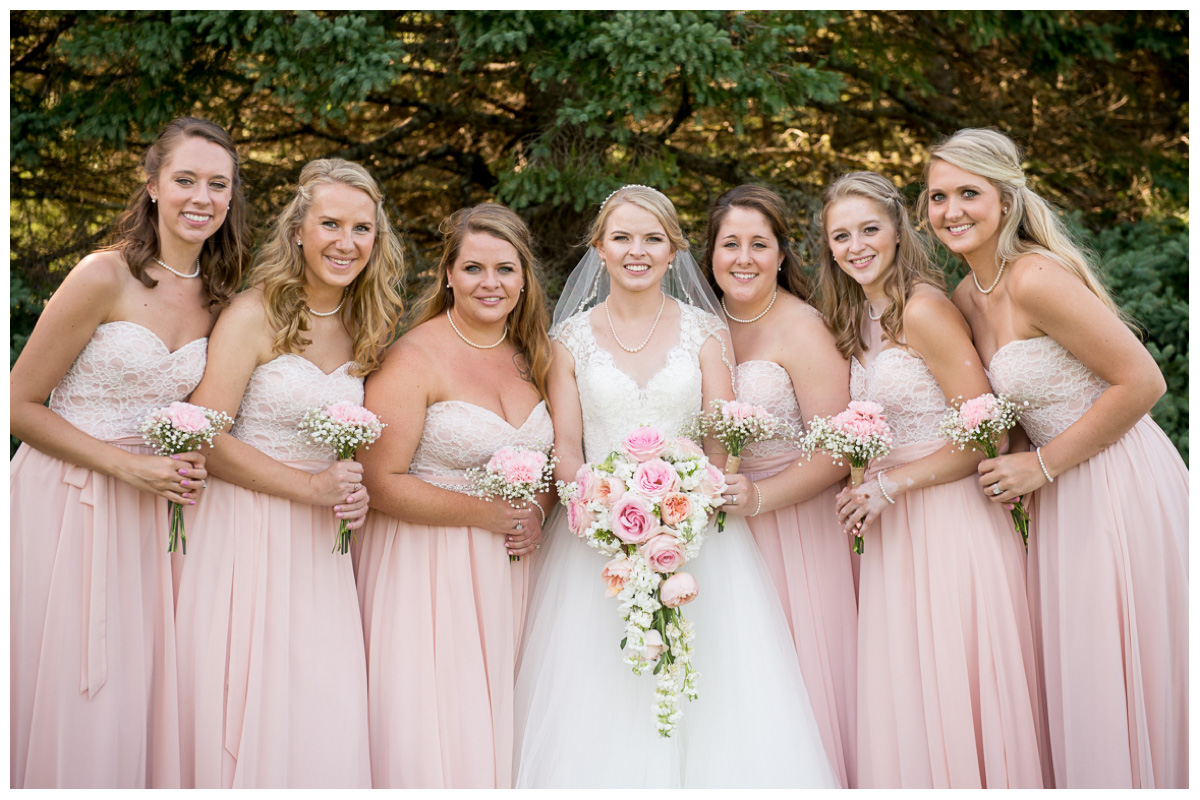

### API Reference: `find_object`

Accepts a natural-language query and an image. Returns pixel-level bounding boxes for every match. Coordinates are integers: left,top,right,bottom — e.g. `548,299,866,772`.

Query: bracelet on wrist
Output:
750,482,763,517
531,500,547,526
877,471,896,505
1036,446,1054,483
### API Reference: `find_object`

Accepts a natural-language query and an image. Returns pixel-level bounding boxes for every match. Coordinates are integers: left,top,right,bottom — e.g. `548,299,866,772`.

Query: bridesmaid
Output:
922,128,1188,789
820,172,1045,788
10,117,248,788
701,185,857,786
354,203,553,788
174,158,405,788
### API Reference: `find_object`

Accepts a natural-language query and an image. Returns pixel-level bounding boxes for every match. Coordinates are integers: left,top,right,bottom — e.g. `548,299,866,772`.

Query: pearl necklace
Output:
154,257,200,279
446,309,508,349
606,294,666,353
972,258,1008,295
307,289,348,317
866,301,884,321
722,287,778,324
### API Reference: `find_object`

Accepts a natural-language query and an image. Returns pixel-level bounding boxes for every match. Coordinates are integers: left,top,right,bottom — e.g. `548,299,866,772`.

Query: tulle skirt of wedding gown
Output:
513,507,841,789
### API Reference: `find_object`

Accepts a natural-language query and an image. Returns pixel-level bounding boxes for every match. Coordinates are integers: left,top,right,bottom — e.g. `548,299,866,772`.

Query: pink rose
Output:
641,629,666,661
610,494,657,544
696,462,726,497
325,401,379,426
670,437,705,458
164,402,209,432
722,400,761,421
641,533,685,574
622,426,668,461
632,458,680,498
660,572,699,608
566,495,596,538
575,463,598,502
594,476,627,507
601,555,632,597
660,492,693,528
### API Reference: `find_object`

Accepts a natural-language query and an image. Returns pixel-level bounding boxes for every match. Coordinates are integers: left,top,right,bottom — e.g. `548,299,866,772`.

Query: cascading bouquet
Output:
140,401,233,554
939,393,1031,549
298,401,386,554
684,399,793,530
800,400,893,554
465,445,556,562
556,425,726,737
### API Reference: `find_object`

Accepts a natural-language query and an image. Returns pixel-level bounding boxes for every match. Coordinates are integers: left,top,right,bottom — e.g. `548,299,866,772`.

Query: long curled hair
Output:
106,117,249,306
408,203,552,404
587,185,689,253
918,127,1129,325
247,159,406,378
701,184,811,301
817,172,944,359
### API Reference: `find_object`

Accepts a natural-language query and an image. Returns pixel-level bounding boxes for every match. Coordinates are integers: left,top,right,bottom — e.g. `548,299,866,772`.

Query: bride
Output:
513,185,840,788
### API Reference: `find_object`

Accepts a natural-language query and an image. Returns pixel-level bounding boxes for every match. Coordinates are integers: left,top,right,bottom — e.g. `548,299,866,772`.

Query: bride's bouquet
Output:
939,393,1031,548
298,401,386,555
139,401,233,554
465,445,556,562
557,425,726,737
800,400,893,554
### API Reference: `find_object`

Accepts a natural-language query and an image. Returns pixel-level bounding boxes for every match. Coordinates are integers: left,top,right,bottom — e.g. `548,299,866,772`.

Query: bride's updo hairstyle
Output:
700,184,810,301
248,158,406,377
817,172,943,359
588,185,689,255
409,203,552,404
918,127,1128,324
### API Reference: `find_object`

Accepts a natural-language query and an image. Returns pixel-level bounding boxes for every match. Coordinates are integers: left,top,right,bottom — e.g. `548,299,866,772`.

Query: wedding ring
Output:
354,484,361,493
516,520,523,531
535,544,541,550
201,480,207,489
992,484,1002,495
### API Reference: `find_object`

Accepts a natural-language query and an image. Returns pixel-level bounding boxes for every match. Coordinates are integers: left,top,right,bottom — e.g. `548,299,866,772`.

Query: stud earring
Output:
150,196,157,204
296,239,302,246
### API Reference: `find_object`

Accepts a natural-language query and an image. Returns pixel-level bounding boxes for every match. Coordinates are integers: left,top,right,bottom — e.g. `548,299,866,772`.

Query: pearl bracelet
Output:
1036,447,1054,483
531,500,546,526
877,471,896,504
750,482,763,517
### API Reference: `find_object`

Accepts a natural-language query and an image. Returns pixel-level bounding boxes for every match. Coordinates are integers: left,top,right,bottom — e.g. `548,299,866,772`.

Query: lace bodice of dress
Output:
408,400,554,489
232,354,364,461
850,348,949,448
554,303,729,463
736,360,804,458
48,321,207,441
986,336,1108,447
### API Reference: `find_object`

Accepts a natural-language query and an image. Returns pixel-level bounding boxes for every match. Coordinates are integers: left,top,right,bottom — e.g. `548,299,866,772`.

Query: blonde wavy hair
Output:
587,185,689,253
247,159,405,377
918,127,1129,325
408,203,552,405
817,172,944,359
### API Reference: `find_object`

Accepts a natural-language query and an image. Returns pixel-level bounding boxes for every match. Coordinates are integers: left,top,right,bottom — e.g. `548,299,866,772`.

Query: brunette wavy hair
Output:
700,184,811,301
816,172,944,359
246,158,406,378
408,203,552,404
106,117,249,305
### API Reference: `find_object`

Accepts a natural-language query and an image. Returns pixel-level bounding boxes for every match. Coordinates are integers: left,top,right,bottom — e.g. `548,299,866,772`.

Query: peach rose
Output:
641,533,685,574
641,629,666,661
660,492,693,528
601,555,632,598
660,572,699,607
594,476,627,507
566,495,596,538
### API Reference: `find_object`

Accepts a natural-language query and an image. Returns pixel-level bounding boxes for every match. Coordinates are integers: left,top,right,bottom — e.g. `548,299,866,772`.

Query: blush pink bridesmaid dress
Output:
352,399,552,788
736,359,858,787
173,354,371,788
11,321,201,788
988,336,1188,789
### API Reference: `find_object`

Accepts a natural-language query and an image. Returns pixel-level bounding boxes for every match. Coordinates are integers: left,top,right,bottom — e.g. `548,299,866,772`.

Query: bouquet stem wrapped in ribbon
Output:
298,402,386,555
140,402,233,554
465,445,556,562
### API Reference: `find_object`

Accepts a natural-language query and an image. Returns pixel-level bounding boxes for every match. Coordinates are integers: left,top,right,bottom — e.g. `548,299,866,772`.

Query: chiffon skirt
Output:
857,440,1046,789
1028,417,1188,788
514,507,840,788
173,463,370,788
10,439,181,788
353,508,531,788
743,450,858,788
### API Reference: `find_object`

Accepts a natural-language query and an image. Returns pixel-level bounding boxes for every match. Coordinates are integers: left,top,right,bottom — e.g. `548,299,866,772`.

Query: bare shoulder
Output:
1005,252,1083,306
904,283,971,345
56,250,130,302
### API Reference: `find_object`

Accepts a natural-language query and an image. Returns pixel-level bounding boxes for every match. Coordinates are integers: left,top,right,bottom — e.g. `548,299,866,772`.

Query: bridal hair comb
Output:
601,184,658,208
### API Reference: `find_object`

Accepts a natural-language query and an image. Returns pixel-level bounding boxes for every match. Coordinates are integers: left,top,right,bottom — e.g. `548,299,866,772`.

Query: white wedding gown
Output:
513,303,841,788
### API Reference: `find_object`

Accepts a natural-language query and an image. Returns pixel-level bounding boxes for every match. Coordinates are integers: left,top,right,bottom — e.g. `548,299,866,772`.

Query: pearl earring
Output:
1003,207,1009,215
296,239,302,246
151,197,157,204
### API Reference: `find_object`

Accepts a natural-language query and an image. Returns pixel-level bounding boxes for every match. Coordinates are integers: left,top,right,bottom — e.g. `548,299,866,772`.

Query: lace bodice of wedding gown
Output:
850,347,949,448
553,303,729,462
408,400,554,489
232,354,364,461
48,320,208,441
736,360,804,458
986,336,1109,447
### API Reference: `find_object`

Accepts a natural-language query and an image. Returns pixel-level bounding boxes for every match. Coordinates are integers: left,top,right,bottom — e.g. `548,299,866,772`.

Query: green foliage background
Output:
10,11,1188,458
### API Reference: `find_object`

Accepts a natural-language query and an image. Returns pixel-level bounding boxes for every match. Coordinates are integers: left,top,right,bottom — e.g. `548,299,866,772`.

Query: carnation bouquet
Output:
800,400,894,554
139,401,233,554
556,425,726,736
465,445,556,562
685,399,792,530
939,393,1031,548
298,401,386,554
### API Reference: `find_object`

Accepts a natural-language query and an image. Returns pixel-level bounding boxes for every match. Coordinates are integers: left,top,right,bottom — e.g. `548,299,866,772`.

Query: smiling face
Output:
446,231,525,325
149,135,235,251
711,205,784,306
926,159,1005,259
296,181,376,293
596,202,675,293
825,195,900,296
